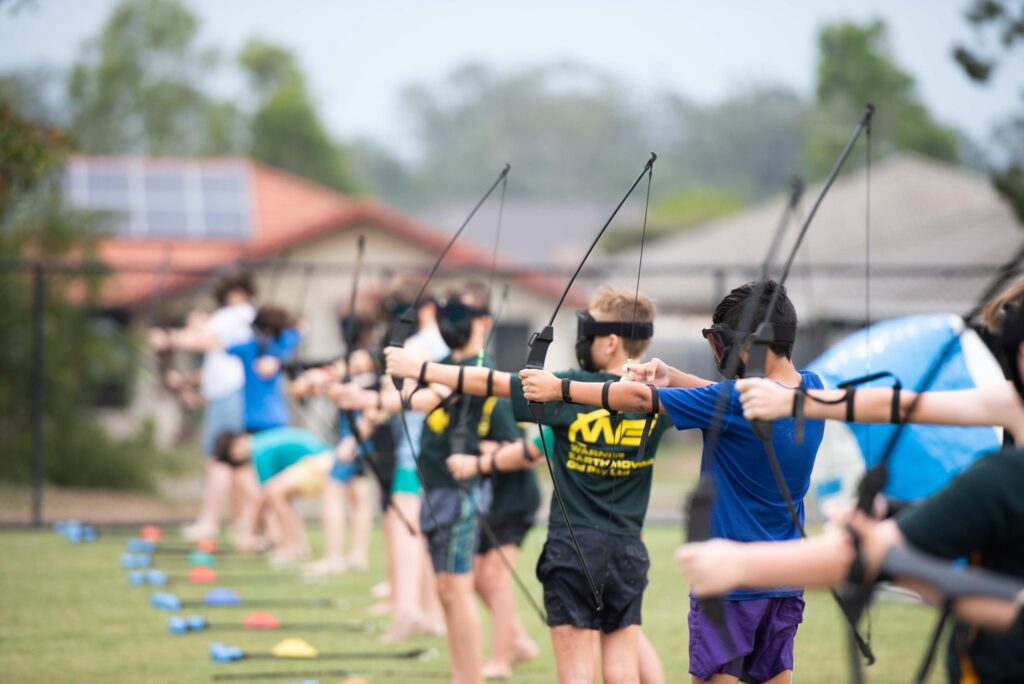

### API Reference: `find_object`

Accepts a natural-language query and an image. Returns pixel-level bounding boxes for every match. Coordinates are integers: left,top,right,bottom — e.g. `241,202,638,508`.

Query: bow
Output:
386,164,512,531
841,238,1024,682
685,104,877,673
524,152,656,611
684,174,806,652
338,236,417,536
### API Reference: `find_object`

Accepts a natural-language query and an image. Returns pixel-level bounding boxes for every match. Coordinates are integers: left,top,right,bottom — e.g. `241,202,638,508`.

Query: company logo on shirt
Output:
426,407,450,434
567,408,658,447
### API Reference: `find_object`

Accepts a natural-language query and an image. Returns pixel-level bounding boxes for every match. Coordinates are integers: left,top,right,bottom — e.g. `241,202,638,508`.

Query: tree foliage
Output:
239,38,357,193
808,20,960,176
953,0,1024,223
66,0,243,155
0,100,168,488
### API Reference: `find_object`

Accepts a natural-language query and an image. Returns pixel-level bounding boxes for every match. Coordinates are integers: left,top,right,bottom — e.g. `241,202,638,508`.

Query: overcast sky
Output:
1,0,1021,153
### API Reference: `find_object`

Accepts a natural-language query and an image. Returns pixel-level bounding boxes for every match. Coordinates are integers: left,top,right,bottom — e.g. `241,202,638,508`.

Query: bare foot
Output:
267,547,310,569
345,553,369,572
482,662,513,680
370,580,391,599
378,613,421,644
303,557,347,577
367,600,392,616
513,634,540,664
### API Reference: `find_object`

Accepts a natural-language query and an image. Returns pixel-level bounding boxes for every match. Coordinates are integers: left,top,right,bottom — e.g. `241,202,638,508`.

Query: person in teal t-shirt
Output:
215,426,331,567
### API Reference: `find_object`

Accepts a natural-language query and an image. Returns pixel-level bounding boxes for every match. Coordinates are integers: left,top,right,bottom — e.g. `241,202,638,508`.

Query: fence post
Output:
30,262,45,527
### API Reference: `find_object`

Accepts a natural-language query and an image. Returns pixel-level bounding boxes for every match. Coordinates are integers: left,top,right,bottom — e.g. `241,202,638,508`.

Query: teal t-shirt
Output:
251,427,330,484
419,353,495,490
509,369,669,535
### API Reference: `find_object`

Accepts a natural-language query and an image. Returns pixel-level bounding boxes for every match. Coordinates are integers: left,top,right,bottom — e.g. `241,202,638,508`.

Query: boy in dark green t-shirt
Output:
385,286,696,684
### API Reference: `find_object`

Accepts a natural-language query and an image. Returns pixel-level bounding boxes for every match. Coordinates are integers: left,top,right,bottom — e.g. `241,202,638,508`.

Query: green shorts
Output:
391,467,421,495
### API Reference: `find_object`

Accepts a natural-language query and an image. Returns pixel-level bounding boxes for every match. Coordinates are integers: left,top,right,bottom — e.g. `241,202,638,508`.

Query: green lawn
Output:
0,526,944,683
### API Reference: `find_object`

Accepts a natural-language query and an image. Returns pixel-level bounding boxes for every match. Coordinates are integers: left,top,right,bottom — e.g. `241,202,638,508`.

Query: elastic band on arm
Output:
561,378,572,404
486,368,495,397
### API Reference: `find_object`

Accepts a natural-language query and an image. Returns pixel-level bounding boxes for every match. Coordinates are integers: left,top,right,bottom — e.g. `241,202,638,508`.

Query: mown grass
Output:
0,525,943,683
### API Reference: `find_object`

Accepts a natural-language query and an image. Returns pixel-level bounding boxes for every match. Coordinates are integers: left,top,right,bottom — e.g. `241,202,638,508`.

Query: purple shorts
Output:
688,596,804,682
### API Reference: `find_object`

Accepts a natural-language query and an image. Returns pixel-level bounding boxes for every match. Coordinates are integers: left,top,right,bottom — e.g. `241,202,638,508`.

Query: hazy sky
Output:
1,0,1021,153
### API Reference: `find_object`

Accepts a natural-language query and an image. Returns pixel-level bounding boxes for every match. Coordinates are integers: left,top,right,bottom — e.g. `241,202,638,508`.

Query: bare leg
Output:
263,476,307,560
380,493,429,641
600,625,640,684
195,459,232,530
305,479,346,575
550,625,598,684
345,476,372,571
231,467,263,551
437,571,484,684
637,628,665,684
477,545,536,678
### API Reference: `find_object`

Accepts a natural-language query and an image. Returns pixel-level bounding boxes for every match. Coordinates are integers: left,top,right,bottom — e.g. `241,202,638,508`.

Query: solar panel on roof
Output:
65,159,254,240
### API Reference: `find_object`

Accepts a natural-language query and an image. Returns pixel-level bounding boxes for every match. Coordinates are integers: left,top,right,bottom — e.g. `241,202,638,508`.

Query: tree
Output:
238,38,357,194
808,19,960,176
66,0,244,155
952,0,1024,222
0,98,168,488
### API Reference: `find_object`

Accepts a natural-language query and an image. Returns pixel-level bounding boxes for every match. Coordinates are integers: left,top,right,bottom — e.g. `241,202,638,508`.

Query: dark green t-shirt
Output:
896,447,1024,684
509,368,669,535
419,353,495,490
479,396,540,520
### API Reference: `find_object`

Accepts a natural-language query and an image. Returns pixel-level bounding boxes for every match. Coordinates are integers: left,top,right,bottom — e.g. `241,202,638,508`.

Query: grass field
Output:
0,525,946,683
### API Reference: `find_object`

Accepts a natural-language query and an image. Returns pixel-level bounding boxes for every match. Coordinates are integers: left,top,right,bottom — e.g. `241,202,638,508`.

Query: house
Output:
66,156,585,443
600,152,1022,373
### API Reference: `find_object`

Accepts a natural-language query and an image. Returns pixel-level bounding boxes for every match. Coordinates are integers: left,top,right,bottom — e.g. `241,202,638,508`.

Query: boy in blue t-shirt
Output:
225,305,301,432
519,280,823,684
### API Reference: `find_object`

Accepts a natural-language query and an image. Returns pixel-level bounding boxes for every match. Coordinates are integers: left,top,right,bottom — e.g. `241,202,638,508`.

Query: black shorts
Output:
536,526,649,633
476,515,533,555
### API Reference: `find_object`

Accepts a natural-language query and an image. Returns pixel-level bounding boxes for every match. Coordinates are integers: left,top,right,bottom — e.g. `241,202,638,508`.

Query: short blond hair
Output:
588,286,655,358
981,276,1024,333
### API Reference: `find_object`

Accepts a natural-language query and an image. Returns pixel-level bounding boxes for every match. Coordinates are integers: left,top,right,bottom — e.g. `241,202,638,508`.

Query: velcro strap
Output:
455,366,465,395
417,362,429,388
890,382,903,424
601,380,614,413
561,378,572,404
647,384,660,415
845,388,857,423
486,368,495,397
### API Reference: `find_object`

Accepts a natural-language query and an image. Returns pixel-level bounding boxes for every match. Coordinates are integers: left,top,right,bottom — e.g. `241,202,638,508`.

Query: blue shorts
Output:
201,389,244,455
422,487,482,575
329,457,365,484
390,413,423,471
688,596,804,682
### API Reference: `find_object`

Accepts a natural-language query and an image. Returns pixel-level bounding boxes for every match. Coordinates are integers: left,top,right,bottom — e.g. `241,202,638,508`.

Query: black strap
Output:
522,440,535,464
846,388,857,423
486,368,495,397
635,384,660,461
417,362,430,388
455,366,465,395
601,380,614,412
890,382,903,424
913,605,951,684
846,524,867,586
561,378,572,404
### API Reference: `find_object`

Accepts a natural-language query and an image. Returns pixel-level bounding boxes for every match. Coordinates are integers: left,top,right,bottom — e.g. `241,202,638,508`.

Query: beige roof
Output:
608,152,1022,321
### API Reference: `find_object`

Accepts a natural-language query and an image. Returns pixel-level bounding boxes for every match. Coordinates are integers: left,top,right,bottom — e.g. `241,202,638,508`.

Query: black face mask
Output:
1000,304,1024,405
574,310,654,373
438,300,488,351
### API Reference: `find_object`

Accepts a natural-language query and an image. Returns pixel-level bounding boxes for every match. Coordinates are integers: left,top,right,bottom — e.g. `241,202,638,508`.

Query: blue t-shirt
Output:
661,370,824,600
227,328,301,432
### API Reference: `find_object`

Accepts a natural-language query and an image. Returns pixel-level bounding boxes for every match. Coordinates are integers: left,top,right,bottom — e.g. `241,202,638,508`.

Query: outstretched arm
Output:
736,378,1022,436
676,517,1024,633
385,346,512,398
330,380,449,414
519,369,661,413
626,357,714,389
